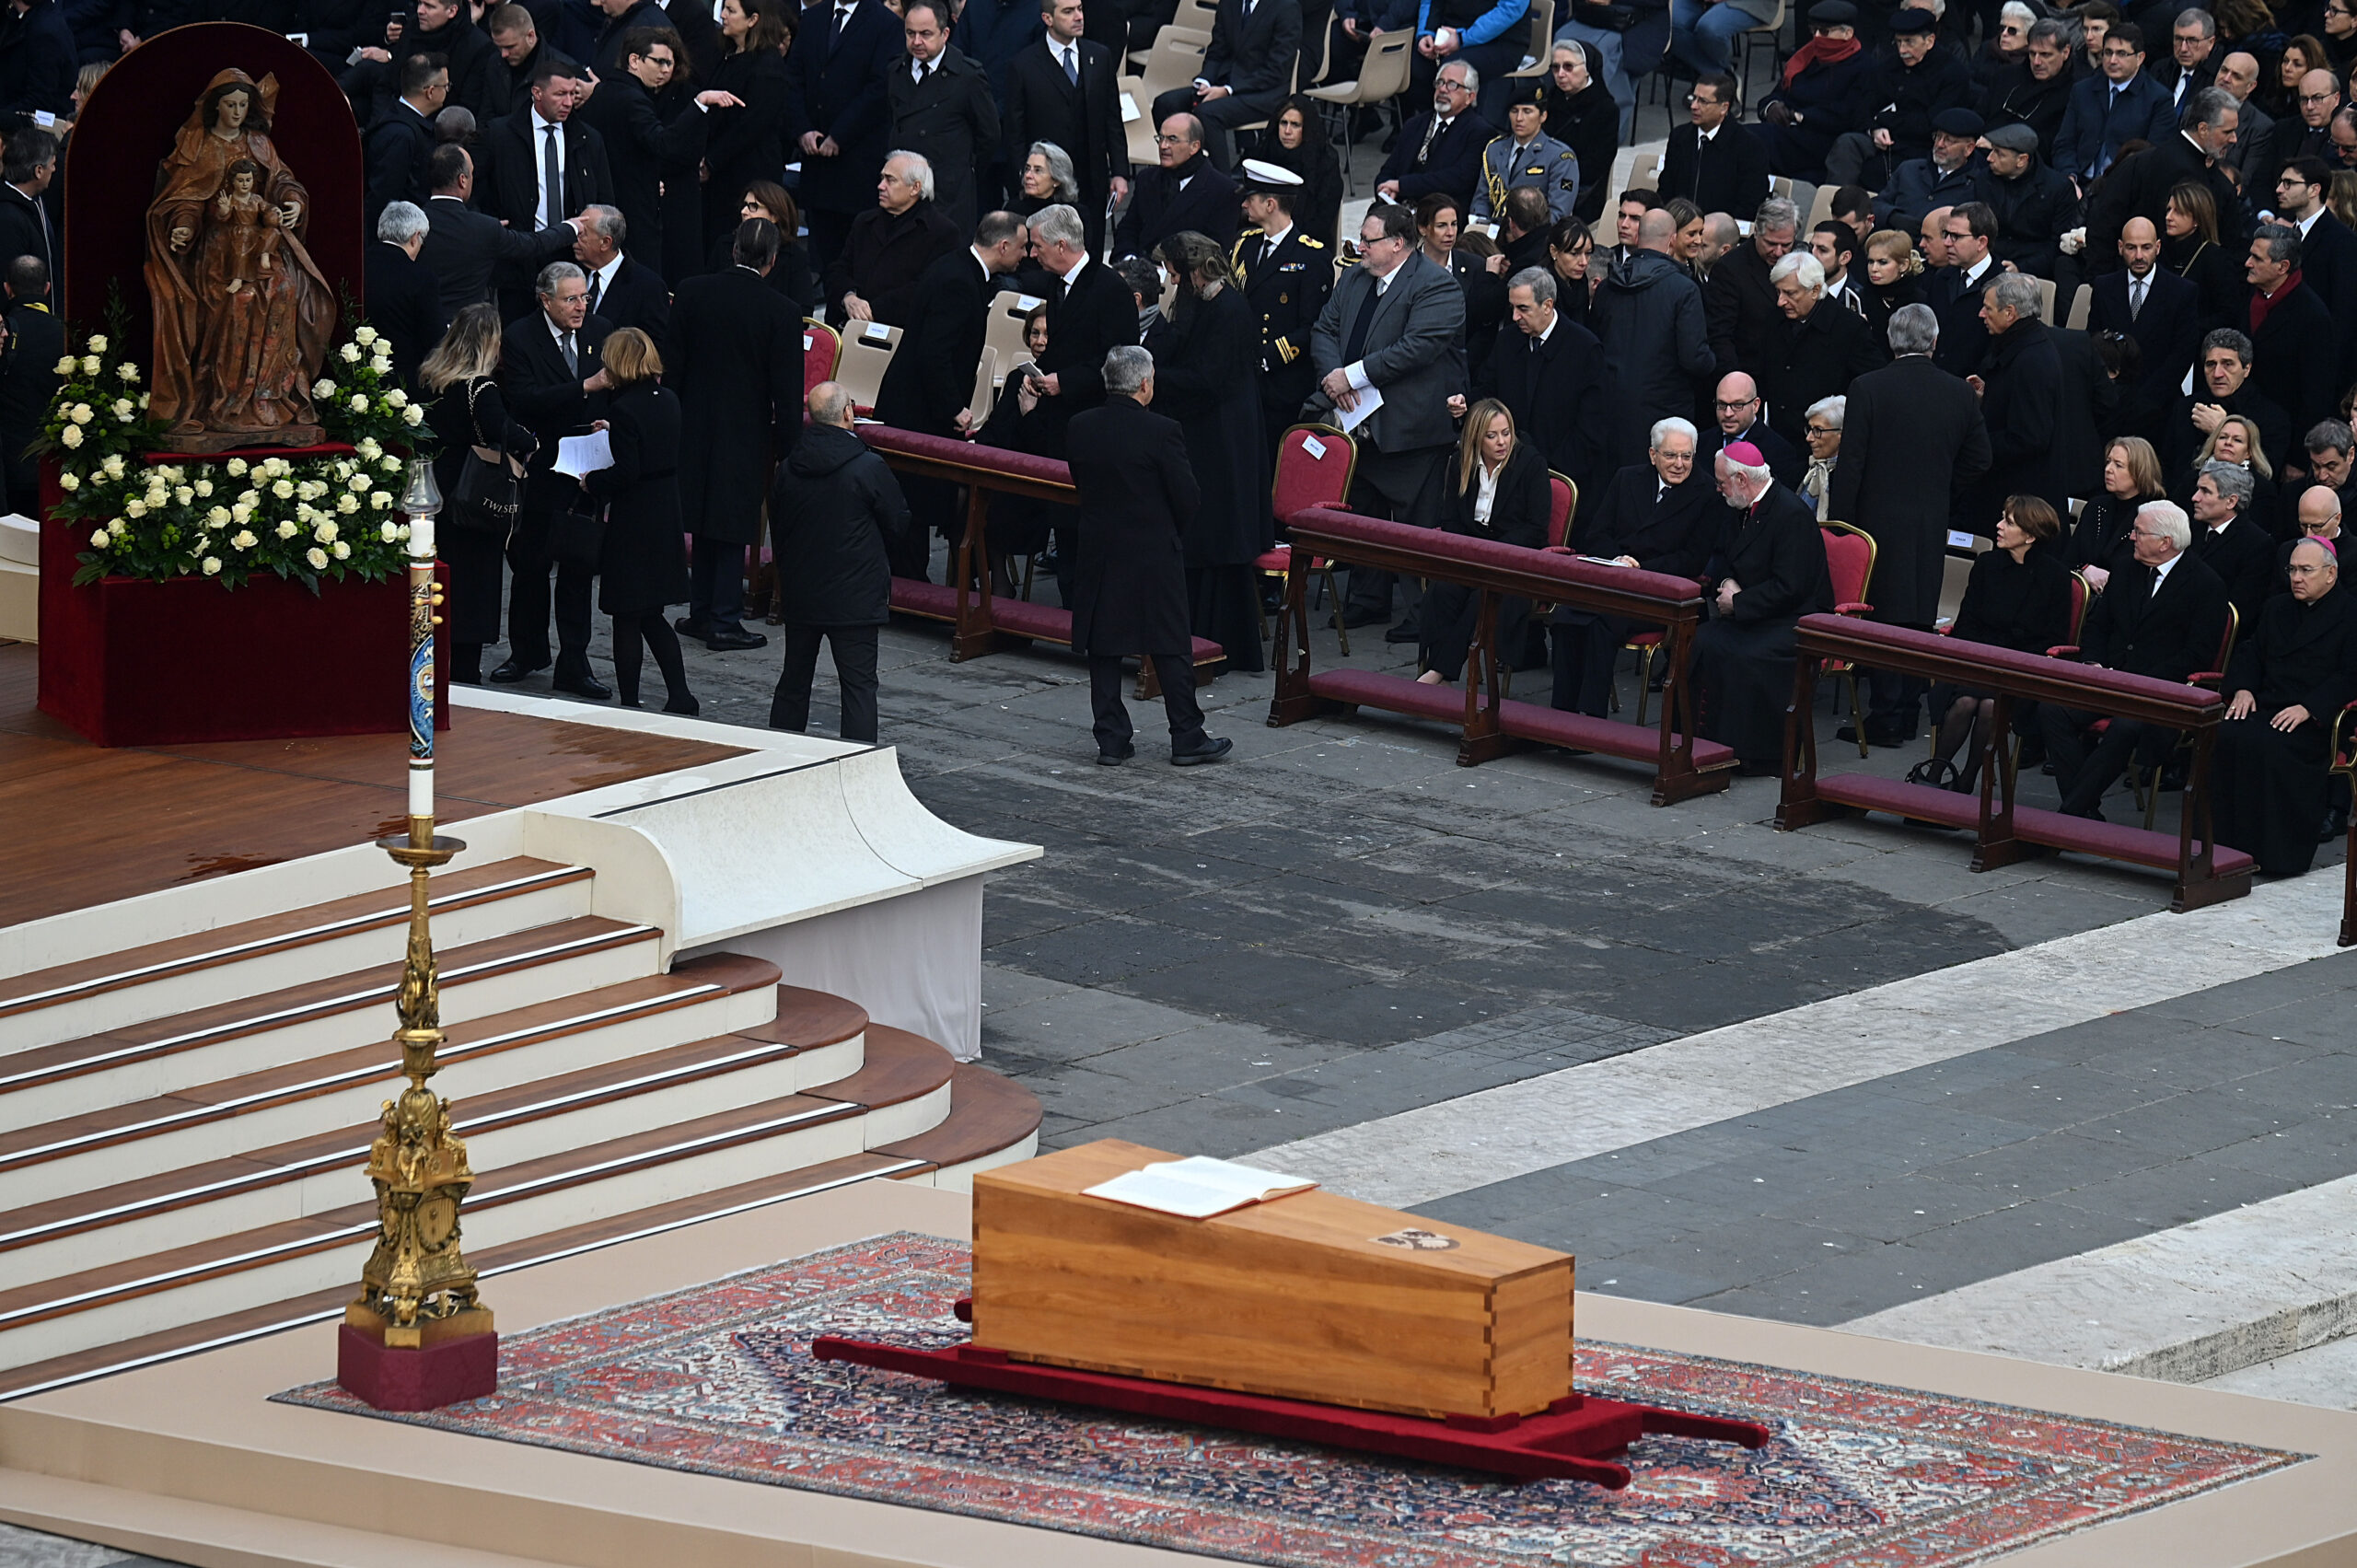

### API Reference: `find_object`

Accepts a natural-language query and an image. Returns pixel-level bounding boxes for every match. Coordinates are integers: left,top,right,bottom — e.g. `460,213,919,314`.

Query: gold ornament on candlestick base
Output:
335,459,498,1410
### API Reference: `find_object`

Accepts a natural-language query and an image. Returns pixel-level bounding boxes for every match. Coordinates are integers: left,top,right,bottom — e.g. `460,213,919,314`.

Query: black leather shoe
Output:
488,657,546,683
672,616,712,639
552,672,611,701
2322,807,2349,843
1096,745,1134,765
1170,736,1233,766
1382,621,1421,644
662,692,700,716
705,628,769,652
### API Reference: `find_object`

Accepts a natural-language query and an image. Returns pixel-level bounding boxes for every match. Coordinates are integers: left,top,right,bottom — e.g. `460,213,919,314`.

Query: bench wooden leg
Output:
1649,621,1727,805
2342,810,2357,947
1269,551,1331,726
1457,590,1514,766
1972,695,2031,871
2171,726,2247,912
1777,653,1837,829
947,486,1016,662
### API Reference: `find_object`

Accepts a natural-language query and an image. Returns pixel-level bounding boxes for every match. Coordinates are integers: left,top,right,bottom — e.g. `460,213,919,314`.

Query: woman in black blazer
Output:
702,0,792,255
1418,399,1551,688
1919,495,2075,793
420,305,536,686
2071,435,2167,588
582,328,698,714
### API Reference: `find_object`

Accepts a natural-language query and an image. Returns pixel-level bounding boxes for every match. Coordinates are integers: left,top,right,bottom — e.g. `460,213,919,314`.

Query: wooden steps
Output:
0,855,1042,1397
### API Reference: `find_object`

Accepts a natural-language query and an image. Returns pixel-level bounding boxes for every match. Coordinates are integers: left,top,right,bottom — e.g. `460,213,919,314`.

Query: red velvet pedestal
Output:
34,513,451,748
335,1324,498,1411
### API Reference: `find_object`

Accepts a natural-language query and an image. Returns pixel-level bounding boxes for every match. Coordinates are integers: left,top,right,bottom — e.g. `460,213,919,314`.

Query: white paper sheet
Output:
553,430,613,480
1084,1156,1319,1218
1336,386,1383,436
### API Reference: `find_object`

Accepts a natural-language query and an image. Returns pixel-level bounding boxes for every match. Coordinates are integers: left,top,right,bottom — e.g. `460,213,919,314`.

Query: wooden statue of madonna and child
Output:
142,67,336,454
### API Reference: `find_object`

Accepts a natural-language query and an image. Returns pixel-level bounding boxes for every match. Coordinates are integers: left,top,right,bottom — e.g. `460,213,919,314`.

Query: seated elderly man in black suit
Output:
1549,415,1720,717
2040,499,2232,819
1150,0,1301,169
1375,60,1492,212
2213,537,2357,877
496,260,617,698
1114,113,1240,258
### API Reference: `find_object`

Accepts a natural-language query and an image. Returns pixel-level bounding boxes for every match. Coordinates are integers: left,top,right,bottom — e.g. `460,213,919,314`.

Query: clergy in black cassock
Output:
2212,540,2357,877
1692,440,1833,772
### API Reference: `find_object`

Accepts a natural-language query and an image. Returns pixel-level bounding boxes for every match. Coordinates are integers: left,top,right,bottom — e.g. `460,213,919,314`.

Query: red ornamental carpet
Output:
272,1234,2300,1568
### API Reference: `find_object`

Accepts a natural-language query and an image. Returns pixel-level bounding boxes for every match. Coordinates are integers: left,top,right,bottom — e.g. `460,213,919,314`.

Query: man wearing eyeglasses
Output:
2052,19,2172,187
1753,0,1873,184
1822,7,1970,191
1375,59,1492,209
1661,70,1769,226
2258,68,2341,189
2156,8,2220,115
2082,84,2243,265
1979,17,2073,166
1113,113,1240,257
1870,104,1988,231
2212,535,2355,876
2266,157,2357,365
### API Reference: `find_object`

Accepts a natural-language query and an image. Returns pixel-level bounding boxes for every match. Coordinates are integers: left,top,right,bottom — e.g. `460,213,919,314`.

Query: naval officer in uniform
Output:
1470,80,1582,229
1233,159,1334,486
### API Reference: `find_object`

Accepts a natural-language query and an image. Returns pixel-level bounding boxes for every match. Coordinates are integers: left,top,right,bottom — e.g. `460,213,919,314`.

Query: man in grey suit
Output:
1306,202,1468,642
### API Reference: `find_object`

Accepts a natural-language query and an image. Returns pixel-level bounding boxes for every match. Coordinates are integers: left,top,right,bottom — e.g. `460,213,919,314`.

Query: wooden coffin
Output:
970,1139,1575,1420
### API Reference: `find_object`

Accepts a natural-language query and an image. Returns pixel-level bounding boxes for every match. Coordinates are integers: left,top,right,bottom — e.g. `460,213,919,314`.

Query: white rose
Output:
207,505,231,526
229,503,252,525
110,399,133,419
263,458,288,478
57,470,78,491
381,455,401,472
124,498,146,518
340,343,362,364
52,355,74,374
306,547,329,570
59,424,81,447
174,487,192,505
381,520,401,541
395,524,411,540
332,540,351,560
337,493,360,514
370,491,392,509
100,455,122,477
358,438,382,459
88,528,108,548
384,389,409,409
402,404,424,426
80,355,99,375
106,517,125,537
137,393,148,409
275,520,298,540
231,529,257,549
68,404,90,424
118,363,140,383
370,356,393,377
86,334,107,354
350,395,369,412
226,458,250,477
272,479,295,499
354,326,379,346
202,556,222,575
314,520,338,543
312,378,337,400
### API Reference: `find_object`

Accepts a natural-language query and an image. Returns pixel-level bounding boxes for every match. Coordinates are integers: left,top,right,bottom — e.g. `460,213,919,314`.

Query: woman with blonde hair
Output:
1861,227,1922,336
422,305,535,685
1416,399,1550,687
2070,435,2166,589
581,328,696,714
2191,413,2278,522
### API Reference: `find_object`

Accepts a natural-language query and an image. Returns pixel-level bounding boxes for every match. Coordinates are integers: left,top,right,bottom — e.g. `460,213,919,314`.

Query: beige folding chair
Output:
834,319,902,410
1770,175,1793,201
983,292,1046,388
1623,148,1660,196
1734,0,1785,99
1306,29,1414,192
1121,32,1210,164
1506,0,1555,77
967,345,998,427
2065,282,2092,330
1804,182,1833,228
2032,276,2057,323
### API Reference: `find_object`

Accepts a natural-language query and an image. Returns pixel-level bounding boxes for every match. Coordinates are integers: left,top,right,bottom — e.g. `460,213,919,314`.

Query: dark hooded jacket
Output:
770,423,911,627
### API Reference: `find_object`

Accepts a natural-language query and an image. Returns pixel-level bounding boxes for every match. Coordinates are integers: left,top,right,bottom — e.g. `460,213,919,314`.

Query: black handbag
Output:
546,493,607,568
447,380,525,540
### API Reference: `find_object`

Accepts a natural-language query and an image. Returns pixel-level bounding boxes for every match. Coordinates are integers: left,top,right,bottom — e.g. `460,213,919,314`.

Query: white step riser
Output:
0,1108,877,1372
6,1048,820,1286
787,1037,865,1096
4,935,668,1128
925,1132,1042,1194
856,1082,955,1148
0,882,596,1056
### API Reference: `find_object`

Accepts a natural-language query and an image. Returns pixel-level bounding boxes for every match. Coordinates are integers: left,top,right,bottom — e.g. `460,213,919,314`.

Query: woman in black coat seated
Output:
712,180,817,311
1147,230,1273,671
581,328,697,714
1264,95,1342,248
1417,398,1550,688
1916,495,2075,793
973,303,1060,595
420,305,534,686
2071,435,2166,589
1544,41,1618,223
702,0,791,255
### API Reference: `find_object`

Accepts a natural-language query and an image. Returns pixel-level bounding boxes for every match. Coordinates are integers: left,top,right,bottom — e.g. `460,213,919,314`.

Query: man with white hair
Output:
1548,416,1718,716
2212,536,2357,875
1692,440,1832,774
1761,250,1883,444
364,200,447,391
2038,499,2231,819
2189,459,2275,628
1798,394,1842,519
828,150,961,325
1703,194,1799,379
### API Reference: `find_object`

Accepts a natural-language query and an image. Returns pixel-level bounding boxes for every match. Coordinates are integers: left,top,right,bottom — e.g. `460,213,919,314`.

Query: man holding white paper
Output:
1304,202,1467,645
495,260,616,697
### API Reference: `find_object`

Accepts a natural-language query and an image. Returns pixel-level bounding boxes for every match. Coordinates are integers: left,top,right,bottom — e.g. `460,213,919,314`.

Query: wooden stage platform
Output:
0,644,746,927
